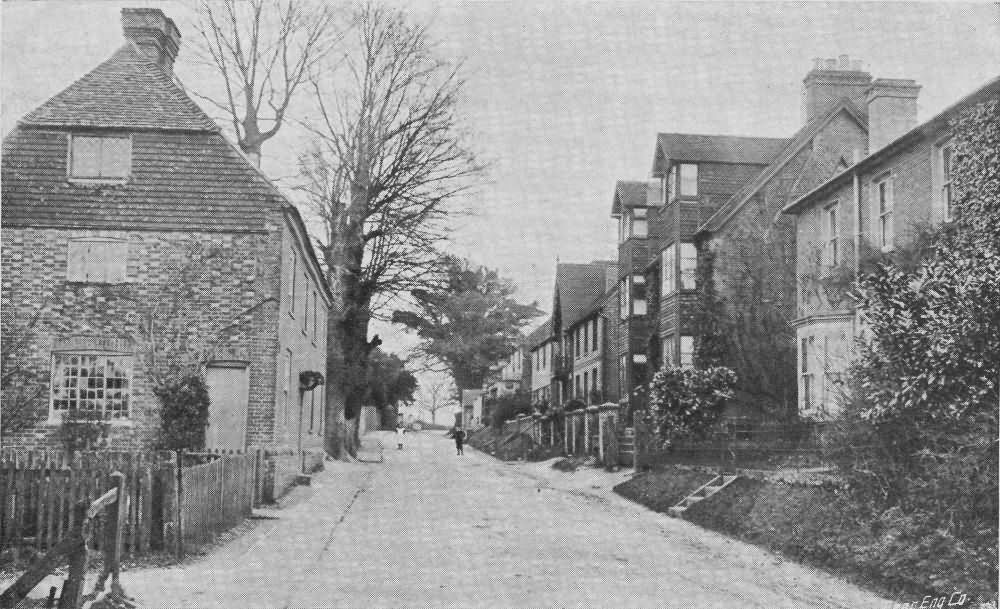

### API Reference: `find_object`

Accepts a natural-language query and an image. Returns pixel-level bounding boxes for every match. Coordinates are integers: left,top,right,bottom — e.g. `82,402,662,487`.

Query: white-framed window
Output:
69,134,130,180
312,292,318,342
631,207,648,238
619,353,628,395
801,336,814,411
618,280,629,319
67,238,128,283
680,336,694,368
583,323,589,355
283,349,293,428
679,163,698,197
288,249,298,317
825,201,839,266
667,165,677,204
632,274,647,317
633,353,647,364
937,141,955,221
662,245,677,295
873,174,893,251
51,352,131,420
304,281,310,334
680,243,697,290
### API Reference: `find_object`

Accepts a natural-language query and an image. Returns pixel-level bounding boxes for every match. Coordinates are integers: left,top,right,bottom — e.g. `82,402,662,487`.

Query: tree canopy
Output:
392,255,542,391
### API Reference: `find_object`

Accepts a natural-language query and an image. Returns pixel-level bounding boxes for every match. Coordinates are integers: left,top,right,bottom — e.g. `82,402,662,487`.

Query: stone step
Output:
667,506,686,517
682,496,703,506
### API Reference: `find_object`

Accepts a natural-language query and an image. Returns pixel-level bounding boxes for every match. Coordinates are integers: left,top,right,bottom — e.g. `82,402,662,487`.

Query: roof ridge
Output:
20,43,219,132
696,98,868,235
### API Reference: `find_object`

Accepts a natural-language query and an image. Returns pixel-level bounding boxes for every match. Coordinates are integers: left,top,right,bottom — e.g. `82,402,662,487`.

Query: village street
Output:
108,431,887,609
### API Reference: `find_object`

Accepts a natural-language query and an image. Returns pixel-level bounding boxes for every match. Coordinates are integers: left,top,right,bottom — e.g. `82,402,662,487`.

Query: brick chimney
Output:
121,8,181,74
866,78,921,153
800,55,872,124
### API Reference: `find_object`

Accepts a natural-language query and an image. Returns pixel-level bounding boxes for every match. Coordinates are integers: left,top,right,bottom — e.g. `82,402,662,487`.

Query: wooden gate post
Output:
174,450,184,558
56,502,88,609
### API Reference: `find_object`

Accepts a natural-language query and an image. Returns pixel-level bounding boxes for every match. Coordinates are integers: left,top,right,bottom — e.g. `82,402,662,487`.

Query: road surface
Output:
119,430,886,608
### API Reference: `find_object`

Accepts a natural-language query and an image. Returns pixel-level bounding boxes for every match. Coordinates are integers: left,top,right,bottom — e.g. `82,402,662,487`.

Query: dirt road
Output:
118,430,886,608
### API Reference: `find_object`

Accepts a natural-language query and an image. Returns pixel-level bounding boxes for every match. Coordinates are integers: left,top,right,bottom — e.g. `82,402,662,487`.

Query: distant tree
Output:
419,375,456,425
190,0,342,165
364,348,418,428
298,3,484,458
392,255,542,391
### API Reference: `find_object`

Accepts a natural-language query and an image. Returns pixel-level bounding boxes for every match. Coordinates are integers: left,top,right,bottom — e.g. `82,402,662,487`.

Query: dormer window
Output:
69,135,130,180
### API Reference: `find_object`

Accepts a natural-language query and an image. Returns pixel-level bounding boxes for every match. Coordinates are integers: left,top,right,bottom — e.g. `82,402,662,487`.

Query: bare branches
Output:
298,2,485,317
190,0,343,164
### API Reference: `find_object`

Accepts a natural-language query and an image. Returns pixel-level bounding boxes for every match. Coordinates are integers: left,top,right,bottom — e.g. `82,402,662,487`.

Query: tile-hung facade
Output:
0,9,332,452
645,56,910,420
647,134,787,375
783,75,999,418
564,263,619,405
610,181,662,413
552,262,616,407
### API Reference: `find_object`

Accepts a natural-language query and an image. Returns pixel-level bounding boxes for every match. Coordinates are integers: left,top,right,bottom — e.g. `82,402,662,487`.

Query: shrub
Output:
154,373,211,450
489,392,532,429
644,365,737,446
57,408,110,454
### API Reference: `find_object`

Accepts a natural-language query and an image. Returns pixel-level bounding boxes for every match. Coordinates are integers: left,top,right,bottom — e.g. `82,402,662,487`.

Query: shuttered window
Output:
67,238,128,283
70,135,130,179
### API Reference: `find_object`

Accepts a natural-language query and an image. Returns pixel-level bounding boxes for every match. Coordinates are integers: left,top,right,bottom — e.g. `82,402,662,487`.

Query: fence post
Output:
56,501,88,609
174,450,184,559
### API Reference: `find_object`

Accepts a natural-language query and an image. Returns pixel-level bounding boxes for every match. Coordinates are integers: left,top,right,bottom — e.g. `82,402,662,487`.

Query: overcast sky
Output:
3,1,999,391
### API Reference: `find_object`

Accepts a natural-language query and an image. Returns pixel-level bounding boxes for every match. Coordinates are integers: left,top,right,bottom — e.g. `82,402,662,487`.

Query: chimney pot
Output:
838,54,850,69
121,8,181,74
812,57,824,71
825,58,837,70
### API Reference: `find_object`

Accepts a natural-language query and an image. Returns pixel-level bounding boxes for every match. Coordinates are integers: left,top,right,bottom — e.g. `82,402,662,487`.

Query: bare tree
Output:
298,2,484,457
190,0,341,165
420,376,456,425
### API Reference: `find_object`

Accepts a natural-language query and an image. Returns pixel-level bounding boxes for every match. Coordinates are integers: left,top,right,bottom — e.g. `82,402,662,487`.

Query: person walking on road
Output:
396,424,406,450
454,427,465,455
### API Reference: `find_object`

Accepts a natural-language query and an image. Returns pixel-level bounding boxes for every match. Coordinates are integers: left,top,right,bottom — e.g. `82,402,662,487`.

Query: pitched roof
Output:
555,261,615,329
697,98,867,234
526,319,553,349
19,43,218,132
651,132,790,176
783,74,1000,216
611,180,659,216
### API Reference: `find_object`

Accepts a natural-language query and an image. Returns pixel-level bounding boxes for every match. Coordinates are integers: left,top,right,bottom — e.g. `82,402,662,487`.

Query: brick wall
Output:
0,224,311,452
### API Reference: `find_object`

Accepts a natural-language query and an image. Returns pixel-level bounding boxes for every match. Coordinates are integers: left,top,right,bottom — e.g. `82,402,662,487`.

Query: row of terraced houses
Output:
476,56,999,429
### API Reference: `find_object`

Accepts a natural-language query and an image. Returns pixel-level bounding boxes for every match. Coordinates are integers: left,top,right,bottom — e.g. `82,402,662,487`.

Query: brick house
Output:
1,9,333,453
644,56,909,420
783,75,1000,417
526,320,554,407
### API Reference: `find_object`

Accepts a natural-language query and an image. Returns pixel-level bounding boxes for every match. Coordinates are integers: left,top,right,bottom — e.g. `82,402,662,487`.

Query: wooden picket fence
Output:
0,448,265,557
177,452,256,547
0,451,174,556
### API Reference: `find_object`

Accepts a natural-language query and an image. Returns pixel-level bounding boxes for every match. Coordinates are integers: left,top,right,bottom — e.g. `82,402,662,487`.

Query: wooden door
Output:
205,364,249,451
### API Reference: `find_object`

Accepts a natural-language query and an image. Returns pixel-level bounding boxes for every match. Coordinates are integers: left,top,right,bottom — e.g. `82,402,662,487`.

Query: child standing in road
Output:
396,425,406,450
454,428,465,455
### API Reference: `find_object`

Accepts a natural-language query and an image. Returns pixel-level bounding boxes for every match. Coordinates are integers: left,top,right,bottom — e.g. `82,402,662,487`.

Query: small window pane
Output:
101,137,130,178
71,136,102,177
680,164,698,196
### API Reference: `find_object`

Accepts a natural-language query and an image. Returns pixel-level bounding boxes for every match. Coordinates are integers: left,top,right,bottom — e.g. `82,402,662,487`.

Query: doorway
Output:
205,363,249,451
